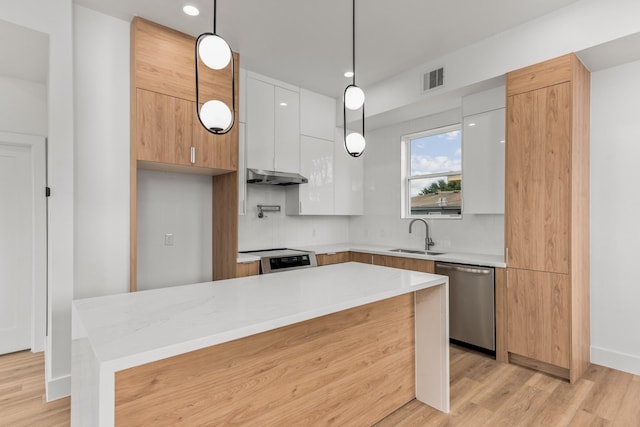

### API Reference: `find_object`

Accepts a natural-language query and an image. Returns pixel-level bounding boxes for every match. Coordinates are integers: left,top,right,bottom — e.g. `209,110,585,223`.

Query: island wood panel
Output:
494,267,508,363
114,294,416,426
236,261,259,277
350,251,373,264
213,172,238,280
569,55,591,383
505,83,571,274
506,53,572,97
373,254,435,274
507,268,570,373
316,251,350,266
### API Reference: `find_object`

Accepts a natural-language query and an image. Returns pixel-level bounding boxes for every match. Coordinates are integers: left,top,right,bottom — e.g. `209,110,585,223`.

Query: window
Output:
401,124,462,218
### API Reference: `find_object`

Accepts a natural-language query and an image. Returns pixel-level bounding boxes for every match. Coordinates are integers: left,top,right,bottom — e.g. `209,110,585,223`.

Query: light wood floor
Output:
0,351,69,426
2,346,639,426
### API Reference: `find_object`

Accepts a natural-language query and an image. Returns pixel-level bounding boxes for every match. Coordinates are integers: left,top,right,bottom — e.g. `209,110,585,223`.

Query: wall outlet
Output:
164,233,174,246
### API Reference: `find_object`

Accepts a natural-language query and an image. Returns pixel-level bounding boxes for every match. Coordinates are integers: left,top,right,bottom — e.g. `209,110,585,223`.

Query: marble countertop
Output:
72,262,447,373
290,243,506,268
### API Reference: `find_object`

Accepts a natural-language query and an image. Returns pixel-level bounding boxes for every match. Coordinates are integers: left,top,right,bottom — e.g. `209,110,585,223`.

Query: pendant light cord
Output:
213,0,217,35
352,0,356,86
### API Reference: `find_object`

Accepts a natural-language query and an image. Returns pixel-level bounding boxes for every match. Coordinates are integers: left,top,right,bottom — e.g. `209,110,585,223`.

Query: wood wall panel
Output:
569,55,591,383
213,172,238,280
115,294,415,426
495,267,508,363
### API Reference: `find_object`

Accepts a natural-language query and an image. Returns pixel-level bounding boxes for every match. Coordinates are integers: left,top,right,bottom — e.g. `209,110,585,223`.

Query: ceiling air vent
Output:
422,67,444,93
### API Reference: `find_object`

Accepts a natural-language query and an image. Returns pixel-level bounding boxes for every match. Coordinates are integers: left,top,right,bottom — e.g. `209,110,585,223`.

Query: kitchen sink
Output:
389,248,446,256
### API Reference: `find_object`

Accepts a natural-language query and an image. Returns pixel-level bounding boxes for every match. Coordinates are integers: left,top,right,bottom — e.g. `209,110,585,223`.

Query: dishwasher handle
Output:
435,263,493,275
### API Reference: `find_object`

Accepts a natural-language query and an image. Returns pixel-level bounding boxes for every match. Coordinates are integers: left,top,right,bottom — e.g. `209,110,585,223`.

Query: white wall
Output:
349,108,504,256
0,0,75,400
366,0,640,127
590,59,640,375
239,185,350,251
0,75,47,135
137,170,212,290
73,6,130,299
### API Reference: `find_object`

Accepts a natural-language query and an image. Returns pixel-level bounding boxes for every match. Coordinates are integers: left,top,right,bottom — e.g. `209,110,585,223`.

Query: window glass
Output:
403,125,462,217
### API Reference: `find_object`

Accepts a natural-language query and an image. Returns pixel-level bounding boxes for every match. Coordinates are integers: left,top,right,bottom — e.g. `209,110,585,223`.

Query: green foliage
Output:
418,179,461,195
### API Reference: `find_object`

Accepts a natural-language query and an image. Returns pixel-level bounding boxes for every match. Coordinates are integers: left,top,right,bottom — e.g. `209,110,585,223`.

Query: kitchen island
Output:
71,262,449,426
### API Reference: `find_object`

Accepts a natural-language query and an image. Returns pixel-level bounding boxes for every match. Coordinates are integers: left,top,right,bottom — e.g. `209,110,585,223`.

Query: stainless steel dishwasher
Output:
435,262,495,355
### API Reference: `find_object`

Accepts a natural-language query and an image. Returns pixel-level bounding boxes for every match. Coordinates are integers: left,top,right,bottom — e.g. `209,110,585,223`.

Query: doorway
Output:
0,132,47,355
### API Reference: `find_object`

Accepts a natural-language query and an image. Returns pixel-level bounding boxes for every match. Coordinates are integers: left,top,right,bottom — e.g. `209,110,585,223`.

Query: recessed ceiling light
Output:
279,102,288,107
468,122,476,127
500,140,506,144
344,71,354,78
183,5,200,16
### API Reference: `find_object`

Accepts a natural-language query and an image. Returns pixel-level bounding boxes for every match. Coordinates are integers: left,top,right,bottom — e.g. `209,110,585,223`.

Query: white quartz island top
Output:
73,262,446,373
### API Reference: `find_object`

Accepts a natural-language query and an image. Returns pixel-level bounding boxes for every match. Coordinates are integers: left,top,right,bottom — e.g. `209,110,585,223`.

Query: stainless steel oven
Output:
240,248,317,274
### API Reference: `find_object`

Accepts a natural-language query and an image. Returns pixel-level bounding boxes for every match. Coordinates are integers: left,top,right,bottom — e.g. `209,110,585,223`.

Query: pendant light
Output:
343,0,365,157
195,0,235,134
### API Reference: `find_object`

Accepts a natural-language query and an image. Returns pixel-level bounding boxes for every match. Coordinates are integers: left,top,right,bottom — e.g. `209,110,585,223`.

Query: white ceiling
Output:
0,19,48,84
72,0,585,97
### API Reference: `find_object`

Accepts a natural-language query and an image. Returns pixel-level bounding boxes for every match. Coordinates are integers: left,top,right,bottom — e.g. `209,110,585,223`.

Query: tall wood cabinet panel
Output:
130,17,240,290
506,83,571,274
505,53,590,383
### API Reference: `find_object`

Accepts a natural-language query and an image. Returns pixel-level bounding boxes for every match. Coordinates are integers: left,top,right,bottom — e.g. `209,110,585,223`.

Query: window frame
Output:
401,123,463,219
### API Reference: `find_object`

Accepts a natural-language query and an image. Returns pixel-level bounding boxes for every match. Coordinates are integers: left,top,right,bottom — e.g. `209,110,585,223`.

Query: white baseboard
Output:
46,374,71,401
591,345,640,375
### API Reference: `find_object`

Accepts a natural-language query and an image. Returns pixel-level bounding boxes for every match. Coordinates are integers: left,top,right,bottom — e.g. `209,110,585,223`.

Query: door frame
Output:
0,131,47,353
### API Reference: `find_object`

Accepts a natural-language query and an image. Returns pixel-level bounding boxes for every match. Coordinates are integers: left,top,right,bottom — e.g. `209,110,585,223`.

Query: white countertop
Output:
72,262,447,373
290,243,506,268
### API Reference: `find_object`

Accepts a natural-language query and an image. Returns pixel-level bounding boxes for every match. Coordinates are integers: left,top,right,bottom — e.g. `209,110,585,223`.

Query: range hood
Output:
246,168,308,186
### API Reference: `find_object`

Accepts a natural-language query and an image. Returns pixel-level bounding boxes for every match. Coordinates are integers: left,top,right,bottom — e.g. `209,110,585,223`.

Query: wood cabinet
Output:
316,252,350,266
348,252,435,274
132,18,238,175
130,17,240,291
246,75,300,174
236,261,259,278
504,53,590,383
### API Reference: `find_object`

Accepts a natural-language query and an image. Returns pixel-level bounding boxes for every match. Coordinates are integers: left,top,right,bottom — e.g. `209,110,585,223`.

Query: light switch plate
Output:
164,233,174,246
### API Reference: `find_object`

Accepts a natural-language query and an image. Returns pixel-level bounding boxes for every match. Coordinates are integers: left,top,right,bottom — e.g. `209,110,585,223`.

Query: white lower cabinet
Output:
286,136,334,215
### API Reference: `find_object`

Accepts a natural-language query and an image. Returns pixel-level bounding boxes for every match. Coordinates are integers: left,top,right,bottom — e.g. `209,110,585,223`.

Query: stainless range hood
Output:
246,168,308,186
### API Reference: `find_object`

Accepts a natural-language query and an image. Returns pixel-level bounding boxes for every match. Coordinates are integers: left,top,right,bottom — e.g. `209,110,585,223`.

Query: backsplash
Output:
238,185,350,251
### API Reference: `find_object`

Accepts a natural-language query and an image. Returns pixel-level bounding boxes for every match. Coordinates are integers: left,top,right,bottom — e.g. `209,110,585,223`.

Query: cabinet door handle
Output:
506,269,509,289
299,201,302,214
190,146,196,164
505,247,509,264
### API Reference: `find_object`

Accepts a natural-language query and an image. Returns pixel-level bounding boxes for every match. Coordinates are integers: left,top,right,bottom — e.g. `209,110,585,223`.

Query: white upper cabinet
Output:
300,89,336,141
246,73,299,174
274,86,300,173
286,136,334,215
333,128,363,215
462,108,505,214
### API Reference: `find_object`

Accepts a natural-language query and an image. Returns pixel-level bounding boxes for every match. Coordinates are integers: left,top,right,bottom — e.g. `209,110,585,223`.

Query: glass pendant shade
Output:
345,132,366,156
344,85,365,110
200,100,233,132
198,34,232,70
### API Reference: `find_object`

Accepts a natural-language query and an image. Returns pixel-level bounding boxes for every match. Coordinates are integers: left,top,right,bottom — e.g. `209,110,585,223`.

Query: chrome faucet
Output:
409,218,434,251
